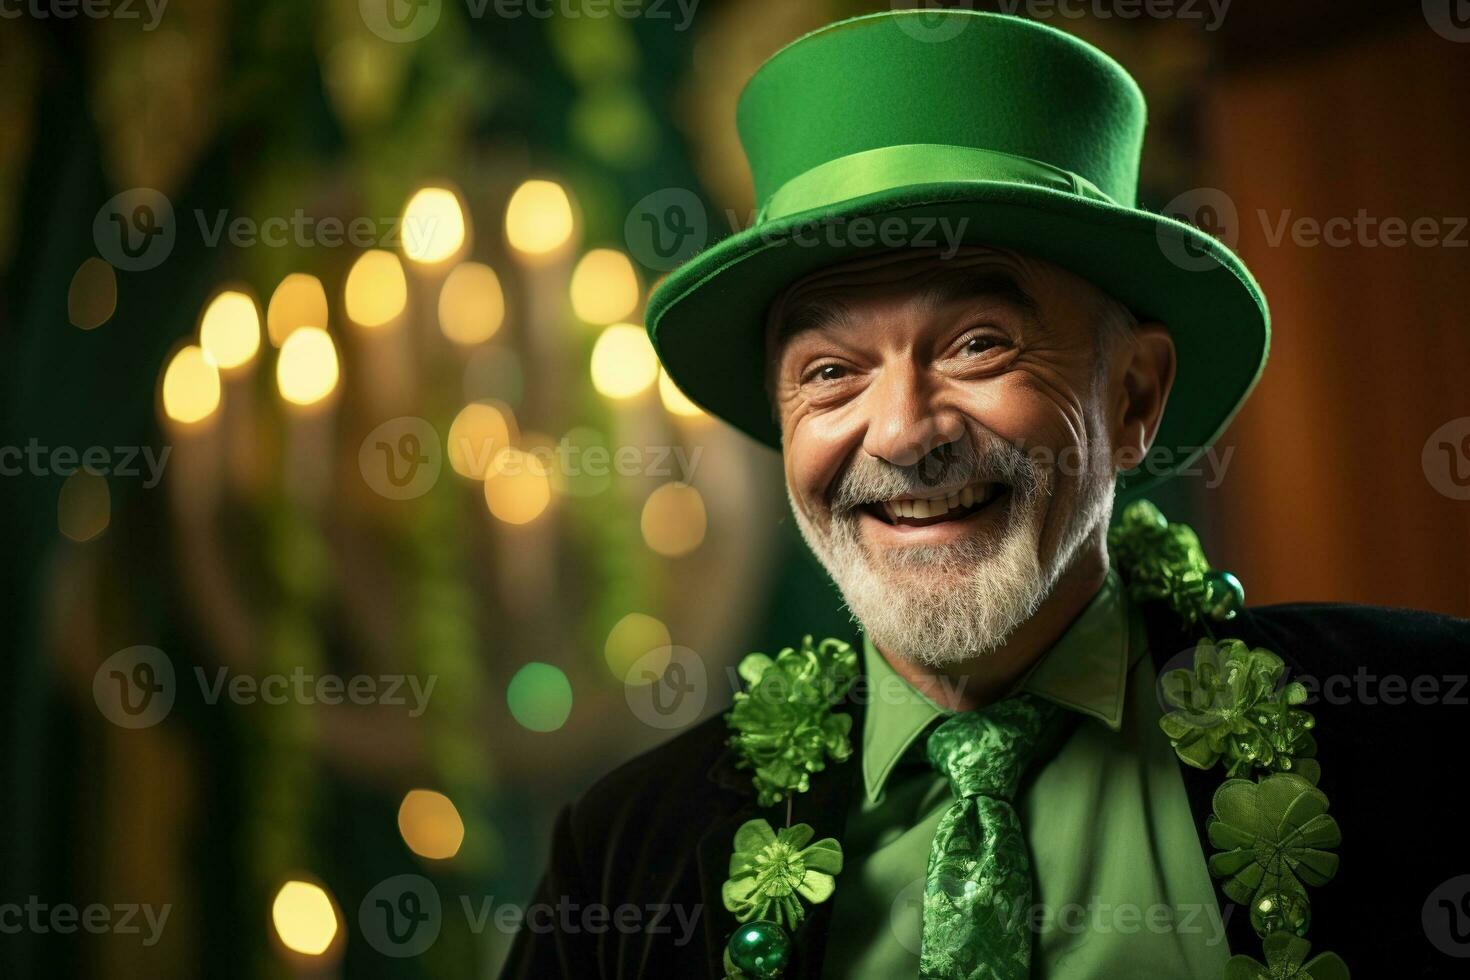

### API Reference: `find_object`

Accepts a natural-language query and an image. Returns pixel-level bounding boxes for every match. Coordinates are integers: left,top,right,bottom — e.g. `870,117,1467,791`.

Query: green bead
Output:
1250,888,1311,937
727,920,791,978
1204,570,1245,621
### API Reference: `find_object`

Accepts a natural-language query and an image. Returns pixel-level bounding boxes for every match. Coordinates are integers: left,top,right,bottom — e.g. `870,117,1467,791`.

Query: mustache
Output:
829,434,1045,516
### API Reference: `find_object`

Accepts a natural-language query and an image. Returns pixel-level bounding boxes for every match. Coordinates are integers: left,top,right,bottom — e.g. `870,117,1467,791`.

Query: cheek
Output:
783,413,860,518
950,376,1086,458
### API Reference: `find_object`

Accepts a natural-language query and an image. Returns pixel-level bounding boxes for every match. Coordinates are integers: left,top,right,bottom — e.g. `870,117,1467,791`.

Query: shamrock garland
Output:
716,502,1348,979
1110,500,1348,979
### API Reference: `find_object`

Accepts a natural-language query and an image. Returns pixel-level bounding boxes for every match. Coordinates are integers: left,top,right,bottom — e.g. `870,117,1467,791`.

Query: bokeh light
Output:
658,368,704,418
344,249,408,327
505,179,574,257
275,327,340,406
397,789,465,860
438,261,505,344
447,401,514,479
266,273,328,346
270,880,338,956
198,290,261,369
161,345,222,424
641,482,707,557
590,324,658,399
483,447,551,525
57,471,111,542
604,613,672,683
506,663,572,732
67,257,116,330
570,248,639,325
401,186,468,265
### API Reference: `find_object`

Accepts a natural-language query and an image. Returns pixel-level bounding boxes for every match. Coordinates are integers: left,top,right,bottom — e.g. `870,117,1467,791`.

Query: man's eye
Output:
960,335,1002,356
808,364,848,382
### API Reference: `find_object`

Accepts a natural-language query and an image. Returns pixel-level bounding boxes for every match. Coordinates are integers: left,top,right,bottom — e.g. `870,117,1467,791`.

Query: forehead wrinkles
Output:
768,246,1044,346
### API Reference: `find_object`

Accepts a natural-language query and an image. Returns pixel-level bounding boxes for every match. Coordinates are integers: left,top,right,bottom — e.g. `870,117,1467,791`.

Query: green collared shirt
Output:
821,573,1229,978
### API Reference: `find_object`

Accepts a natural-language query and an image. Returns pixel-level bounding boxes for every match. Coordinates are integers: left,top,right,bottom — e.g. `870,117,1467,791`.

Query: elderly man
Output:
505,10,1468,980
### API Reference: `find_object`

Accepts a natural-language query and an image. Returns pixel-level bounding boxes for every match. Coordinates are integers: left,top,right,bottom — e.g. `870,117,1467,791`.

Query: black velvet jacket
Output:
502,603,1470,979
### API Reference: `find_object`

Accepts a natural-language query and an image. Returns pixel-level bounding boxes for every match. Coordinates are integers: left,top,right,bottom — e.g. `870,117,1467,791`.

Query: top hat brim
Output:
646,178,1268,497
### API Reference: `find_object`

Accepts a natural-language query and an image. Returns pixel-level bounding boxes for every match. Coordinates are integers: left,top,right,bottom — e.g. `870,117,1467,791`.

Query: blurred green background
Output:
2,1,1466,977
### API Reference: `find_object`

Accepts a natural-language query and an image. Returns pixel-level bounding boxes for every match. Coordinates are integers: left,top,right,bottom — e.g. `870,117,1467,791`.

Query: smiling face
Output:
769,247,1175,666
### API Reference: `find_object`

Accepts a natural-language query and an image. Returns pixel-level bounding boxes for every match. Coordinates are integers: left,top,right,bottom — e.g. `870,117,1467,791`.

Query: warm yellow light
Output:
266,273,328,346
275,327,340,406
271,880,338,956
505,179,574,257
658,368,704,418
641,482,707,557
570,249,639,325
57,471,111,542
344,249,408,327
484,448,551,525
397,789,465,860
401,186,468,264
67,257,117,330
604,613,672,684
447,401,514,479
438,262,505,344
590,324,658,399
199,290,261,369
161,345,221,424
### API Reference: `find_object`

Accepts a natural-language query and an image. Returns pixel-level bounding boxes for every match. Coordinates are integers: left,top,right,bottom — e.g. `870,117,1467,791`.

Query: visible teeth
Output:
960,486,974,507
912,499,931,519
947,493,959,510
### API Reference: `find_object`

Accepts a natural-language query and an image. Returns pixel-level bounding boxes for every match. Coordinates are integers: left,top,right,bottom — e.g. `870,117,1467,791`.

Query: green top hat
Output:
645,9,1268,491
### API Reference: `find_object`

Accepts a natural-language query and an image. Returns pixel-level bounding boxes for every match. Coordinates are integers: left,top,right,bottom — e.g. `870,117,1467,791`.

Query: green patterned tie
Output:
920,693,1061,980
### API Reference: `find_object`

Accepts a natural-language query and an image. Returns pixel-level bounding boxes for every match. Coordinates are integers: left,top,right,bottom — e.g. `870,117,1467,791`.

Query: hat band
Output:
757,143,1116,222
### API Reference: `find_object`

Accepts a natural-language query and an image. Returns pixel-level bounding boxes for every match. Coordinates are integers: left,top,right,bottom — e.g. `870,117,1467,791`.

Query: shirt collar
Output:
860,570,1142,804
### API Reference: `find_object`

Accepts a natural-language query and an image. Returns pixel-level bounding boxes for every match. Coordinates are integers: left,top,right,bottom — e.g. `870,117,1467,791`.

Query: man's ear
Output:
1112,322,1176,472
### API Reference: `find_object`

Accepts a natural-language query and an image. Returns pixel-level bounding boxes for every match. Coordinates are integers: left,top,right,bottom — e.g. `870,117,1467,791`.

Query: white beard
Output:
788,443,1111,668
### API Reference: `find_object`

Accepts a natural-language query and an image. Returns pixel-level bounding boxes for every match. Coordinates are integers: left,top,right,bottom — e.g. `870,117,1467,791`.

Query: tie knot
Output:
926,693,1060,801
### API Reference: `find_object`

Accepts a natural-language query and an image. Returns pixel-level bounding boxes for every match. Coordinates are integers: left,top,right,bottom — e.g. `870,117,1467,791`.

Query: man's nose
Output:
860,364,965,466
